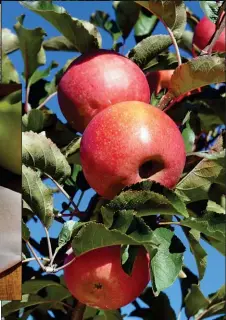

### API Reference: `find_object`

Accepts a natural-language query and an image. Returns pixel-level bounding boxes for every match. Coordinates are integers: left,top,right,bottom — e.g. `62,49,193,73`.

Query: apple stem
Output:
37,91,57,110
54,256,76,272
71,301,86,320
200,11,226,55
164,23,182,66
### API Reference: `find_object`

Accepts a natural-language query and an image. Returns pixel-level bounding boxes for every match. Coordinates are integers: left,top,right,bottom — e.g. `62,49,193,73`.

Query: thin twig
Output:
26,241,46,271
196,301,226,320
71,301,86,320
43,225,53,261
22,257,50,264
201,12,226,55
50,249,58,267
37,91,57,109
54,256,76,273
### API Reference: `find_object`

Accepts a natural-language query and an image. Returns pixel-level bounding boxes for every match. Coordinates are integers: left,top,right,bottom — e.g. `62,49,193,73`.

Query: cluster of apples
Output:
58,49,186,309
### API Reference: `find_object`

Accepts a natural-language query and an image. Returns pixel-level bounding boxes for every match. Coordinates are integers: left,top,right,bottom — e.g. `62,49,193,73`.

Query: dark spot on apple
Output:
94,283,103,289
139,159,164,179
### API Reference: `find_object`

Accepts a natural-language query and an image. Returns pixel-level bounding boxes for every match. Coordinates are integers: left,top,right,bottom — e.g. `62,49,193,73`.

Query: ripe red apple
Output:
80,101,186,199
57,49,150,132
146,69,174,94
146,69,201,102
64,245,150,310
192,16,225,55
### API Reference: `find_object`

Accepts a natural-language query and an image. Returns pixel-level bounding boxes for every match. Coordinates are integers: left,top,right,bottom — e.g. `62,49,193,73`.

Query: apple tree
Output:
1,1,226,319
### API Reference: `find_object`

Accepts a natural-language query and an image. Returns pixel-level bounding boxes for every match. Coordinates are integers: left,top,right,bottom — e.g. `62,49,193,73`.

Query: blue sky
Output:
2,1,225,319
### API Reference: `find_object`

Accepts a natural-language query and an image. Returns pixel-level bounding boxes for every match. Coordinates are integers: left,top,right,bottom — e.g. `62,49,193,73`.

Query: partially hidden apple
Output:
146,69,201,102
0,96,21,175
146,69,174,95
80,101,186,200
192,16,225,55
64,245,150,310
57,49,150,132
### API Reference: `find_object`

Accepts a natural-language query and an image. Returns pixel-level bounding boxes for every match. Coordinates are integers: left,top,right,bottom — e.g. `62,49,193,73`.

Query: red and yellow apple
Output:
80,101,186,199
64,245,150,310
192,16,225,55
57,49,150,132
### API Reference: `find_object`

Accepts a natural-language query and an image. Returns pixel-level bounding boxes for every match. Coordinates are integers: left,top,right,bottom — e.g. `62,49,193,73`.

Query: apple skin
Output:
57,49,150,133
0,99,21,175
146,69,175,95
80,101,186,200
64,245,150,310
192,16,225,55
146,69,201,100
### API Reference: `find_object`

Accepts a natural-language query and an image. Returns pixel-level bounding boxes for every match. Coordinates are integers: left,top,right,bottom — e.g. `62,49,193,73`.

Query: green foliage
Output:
2,0,225,319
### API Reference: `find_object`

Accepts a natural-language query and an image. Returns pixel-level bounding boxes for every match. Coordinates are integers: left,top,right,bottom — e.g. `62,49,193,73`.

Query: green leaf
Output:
186,229,207,280
2,28,19,54
180,212,226,243
90,10,121,43
2,53,20,84
22,221,30,242
103,310,123,320
101,181,189,226
129,1,186,68
199,1,223,23
113,1,140,39
57,220,83,251
22,131,71,183
169,55,225,98
28,60,58,87
20,1,101,53
22,280,64,295
207,200,225,214
43,35,78,51
184,284,209,318
134,9,158,42
130,287,176,320
121,245,139,275
145,228,184,294
22,109,44,133
14,15,46,81
182,112,196,153
175,151,225,203
22,165,54,228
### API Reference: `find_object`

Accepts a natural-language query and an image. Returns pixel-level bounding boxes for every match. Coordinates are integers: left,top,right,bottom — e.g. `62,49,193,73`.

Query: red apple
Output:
146,69,174,94
80,101,186,199
146,69,201,101
64,245,150,310
192,16,225,55
57,49,150,132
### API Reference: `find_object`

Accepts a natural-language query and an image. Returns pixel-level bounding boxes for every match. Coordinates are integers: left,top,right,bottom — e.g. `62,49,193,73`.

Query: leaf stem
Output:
164,23,182,66
195,301,226,320
24,85,31,113
22,257,50,264
43,225,53,261
71,301,86,320
26,241,46,271
158,221,181,226
37,91,57,109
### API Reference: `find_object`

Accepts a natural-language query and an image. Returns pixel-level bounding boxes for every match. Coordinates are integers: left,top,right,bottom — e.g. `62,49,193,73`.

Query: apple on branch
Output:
57,49,150,133
80,101,186,200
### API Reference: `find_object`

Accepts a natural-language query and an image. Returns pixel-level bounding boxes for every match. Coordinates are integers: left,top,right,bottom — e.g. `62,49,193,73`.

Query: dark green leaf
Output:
20,1,101,53
199,1,223,23
184,284,209,318
22,221,30,242
22,165,54,228
28,61,58,87
14,15,46,81
22,131,71,183
134,9,158,43
22,109,44,133
113,1,140,39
